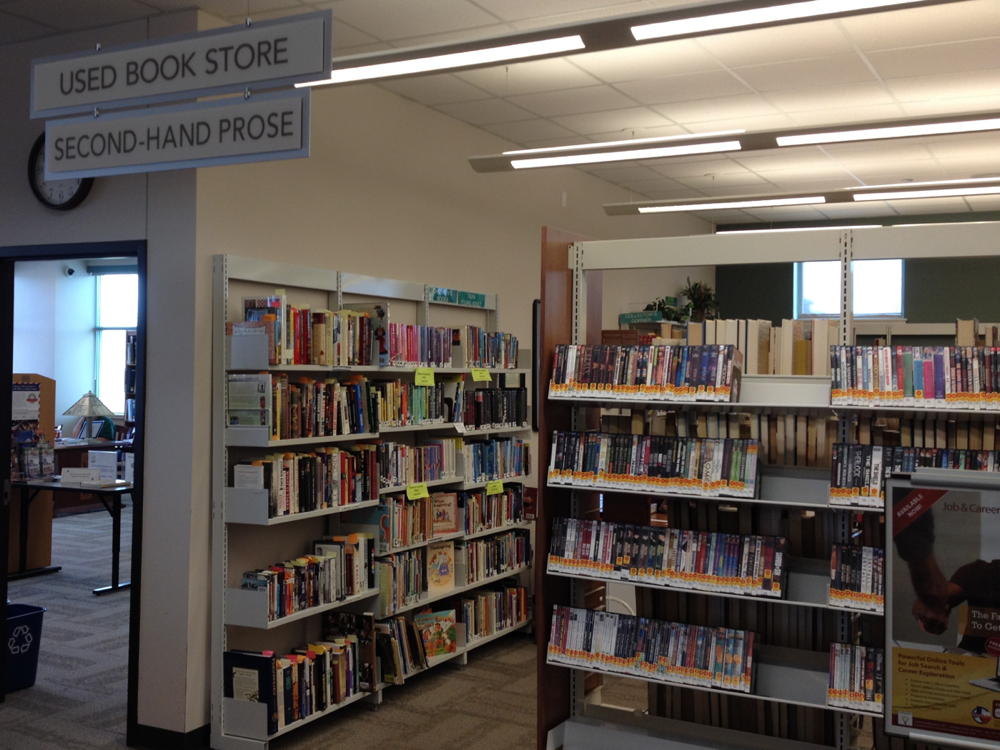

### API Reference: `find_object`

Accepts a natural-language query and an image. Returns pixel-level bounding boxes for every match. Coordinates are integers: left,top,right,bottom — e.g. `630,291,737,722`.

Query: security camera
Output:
63,266,75,277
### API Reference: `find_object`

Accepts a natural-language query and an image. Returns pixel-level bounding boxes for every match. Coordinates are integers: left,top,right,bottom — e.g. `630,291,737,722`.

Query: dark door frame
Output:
0,240,146,746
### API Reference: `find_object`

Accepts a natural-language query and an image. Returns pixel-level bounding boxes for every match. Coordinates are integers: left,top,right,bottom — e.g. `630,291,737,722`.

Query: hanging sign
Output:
44,90,309,179
31,11,330,118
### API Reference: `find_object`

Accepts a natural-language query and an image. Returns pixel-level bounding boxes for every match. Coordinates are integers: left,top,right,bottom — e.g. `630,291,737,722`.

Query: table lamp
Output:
63,391,115,439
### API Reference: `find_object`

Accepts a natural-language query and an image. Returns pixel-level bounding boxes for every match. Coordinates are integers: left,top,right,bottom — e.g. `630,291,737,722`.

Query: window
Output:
95,274,138,414
795,259,903,318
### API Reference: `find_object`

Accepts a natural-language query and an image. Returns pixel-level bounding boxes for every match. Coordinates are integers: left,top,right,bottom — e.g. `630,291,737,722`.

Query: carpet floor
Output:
1,507,539,750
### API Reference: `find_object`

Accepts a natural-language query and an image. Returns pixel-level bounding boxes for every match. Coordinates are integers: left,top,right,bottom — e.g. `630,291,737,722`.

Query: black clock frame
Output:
27,133,94,211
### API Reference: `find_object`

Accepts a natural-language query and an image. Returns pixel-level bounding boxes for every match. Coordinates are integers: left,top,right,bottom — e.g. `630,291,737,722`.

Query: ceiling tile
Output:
676,113,795,133
616,70,750,105
3,0,152,29
331,20,381,50
898,95,1000,117
471,0,641,22
867,39,1000,81
838,0,1000,51
821,140,936,168
743,206,835,222
748,161,857,181
734,148,834,172
582,164,665,182
924,131,1000,161
615,179,697,200
653,157,753,178
508,84,636,117
765,83,895,114
888,197,971,214
849,162,952,184
652,94,777,125
380,73,491,105
784,104,906,128
518,135,593,149
567,40,723,83
673,172,772,189
551,106,670,135
695,209,755,224
434,97,534,125
329,0,498,40
697,20,854,68
0,10,53,43
885,68,1000,103
455,57,601,96
733,54,877,92
586,124,690,141
504,2,657,30
383,23,514,47
479,118,579,144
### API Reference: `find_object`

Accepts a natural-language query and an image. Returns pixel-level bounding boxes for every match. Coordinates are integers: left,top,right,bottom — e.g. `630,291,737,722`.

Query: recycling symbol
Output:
8,624,33,655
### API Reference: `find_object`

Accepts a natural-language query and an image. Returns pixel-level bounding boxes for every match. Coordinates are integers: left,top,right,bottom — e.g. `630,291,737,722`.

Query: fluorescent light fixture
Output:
631,0,921,41
716,224,880,234
777,116,1000,147
854,185,1000,201
854,176,1000,191
638,196,826,213
502,130,745,156
511,140,742,169
298,34,584,86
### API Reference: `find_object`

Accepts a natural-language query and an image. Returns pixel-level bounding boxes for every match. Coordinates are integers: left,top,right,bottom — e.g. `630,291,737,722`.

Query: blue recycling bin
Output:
5,604,45,692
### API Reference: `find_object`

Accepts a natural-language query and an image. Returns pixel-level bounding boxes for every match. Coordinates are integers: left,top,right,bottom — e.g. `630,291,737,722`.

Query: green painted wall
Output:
716,262,794,324
903,257,1000,322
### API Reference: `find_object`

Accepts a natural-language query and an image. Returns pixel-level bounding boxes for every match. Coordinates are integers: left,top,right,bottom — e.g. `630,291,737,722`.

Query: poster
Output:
887,476,1000,744
12,382,41,420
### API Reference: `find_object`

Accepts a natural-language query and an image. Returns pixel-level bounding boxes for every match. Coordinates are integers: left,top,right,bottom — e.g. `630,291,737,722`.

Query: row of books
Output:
456,386,528,431
239,534,375,622
829,443,1000,507
685,318,840,376
9,441,55,481
829,545,884,612
830,345,1000,409
548,518,787,599
223,612,375,735
463,485,524,535
386,322,454,368
371,379,449,427
547,606,756,694
226,373,377,440
240,294,380,366
377,438,462,489
356,486,527,554
377,610,460,684
376,532,530,617
461,585,529,642
463,437,530,483
232,446,379,517
827,643,884,713
548,432,760,499
462,529,531,588
456,325,519,369
549,344,741,402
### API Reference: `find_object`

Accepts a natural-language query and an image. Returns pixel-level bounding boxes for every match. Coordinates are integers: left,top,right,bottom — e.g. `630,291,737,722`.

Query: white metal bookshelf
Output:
542,222,1000,750
212,255,535,750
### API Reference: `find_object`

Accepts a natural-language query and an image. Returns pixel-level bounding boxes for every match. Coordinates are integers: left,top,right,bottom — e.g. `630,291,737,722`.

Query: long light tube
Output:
777,116,1000,146
638,196,826,213
716,224,880,233
297,34,585,86
631,0,922,40
502,130,745,156
511,140,742,169
853,185,1000,201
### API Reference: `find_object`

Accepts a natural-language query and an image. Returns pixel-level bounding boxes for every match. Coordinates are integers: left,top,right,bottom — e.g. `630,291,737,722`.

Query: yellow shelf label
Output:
406,482,430,500
414,367,435,386
486,480,504,495
470,368,492,383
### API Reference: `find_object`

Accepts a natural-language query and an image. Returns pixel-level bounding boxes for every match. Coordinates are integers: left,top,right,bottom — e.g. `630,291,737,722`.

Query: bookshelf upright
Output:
536,223,1000,750
211,255,534,749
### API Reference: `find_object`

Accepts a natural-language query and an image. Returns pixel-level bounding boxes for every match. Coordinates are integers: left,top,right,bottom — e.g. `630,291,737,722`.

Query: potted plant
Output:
680,277,717,322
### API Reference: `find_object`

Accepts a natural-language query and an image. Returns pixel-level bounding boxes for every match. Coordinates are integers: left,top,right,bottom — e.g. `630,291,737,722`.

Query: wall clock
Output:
27,134,94,211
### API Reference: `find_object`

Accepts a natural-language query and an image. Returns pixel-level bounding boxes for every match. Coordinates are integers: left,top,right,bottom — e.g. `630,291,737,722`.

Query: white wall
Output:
53,262,96,427
12,261,57,377
602,266,717,331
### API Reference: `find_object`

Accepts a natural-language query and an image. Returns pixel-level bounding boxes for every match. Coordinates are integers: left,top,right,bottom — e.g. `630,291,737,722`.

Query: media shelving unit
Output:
536,222,1000,750
211,255,535,750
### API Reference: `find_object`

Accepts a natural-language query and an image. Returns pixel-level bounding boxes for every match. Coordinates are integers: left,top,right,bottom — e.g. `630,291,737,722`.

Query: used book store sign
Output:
30,11,331,178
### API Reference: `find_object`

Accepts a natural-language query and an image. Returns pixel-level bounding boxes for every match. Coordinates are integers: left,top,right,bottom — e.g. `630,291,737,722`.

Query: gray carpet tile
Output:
3,506,132,750
3,507,540,750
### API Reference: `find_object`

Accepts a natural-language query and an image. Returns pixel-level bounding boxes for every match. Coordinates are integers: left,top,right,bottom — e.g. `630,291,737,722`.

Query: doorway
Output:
0,240,146,748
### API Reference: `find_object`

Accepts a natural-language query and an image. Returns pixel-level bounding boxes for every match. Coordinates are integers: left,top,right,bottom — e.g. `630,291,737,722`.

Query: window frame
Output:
794,258,906,320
